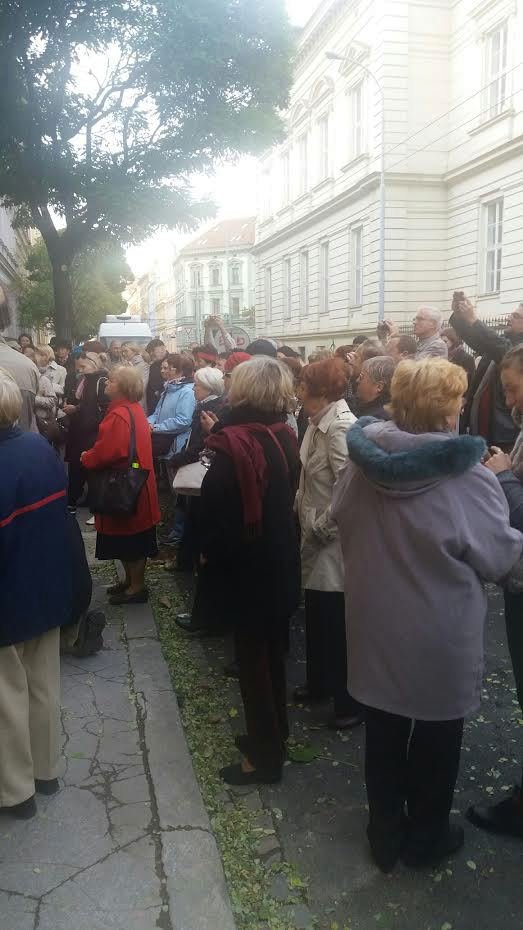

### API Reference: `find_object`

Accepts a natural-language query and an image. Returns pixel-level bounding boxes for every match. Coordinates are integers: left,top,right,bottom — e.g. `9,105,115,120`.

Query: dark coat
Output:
65,369,108,461
146,359,165,416
449,312,522,445
82,399,161,536
69,514,93,624
0,428,72,647
448,345,476,392
199,407,301,630
354,394,391,421
170,394,225,470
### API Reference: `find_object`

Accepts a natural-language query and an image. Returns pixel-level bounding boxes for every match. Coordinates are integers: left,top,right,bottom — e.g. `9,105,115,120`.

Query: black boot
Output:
467,787,523,839
402,824,464,868
0,796,37,819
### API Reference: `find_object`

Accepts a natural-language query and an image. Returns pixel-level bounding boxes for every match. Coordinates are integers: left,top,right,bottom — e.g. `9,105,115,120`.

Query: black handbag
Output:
87,409,150,517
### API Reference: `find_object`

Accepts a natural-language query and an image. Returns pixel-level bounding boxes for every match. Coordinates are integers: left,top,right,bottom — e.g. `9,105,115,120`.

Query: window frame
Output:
281,150,291,205
349,80,365,160
481,198,503,295
319,241,329,315
283,256,292,320
317,112,330,182
351,226,364,308
484,22,509,121
231,296,241,317
300,251,310,317
210,264,222,287
230,263,242,286
190,264,203,289
297,132,309,197
264,266,272,323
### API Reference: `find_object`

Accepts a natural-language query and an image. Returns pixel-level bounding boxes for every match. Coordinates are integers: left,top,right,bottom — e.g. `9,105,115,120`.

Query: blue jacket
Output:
0,428,72,647
147,379,195,452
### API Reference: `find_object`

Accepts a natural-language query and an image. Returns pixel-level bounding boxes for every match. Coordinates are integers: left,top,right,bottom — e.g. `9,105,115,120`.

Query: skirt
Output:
96,527,158,562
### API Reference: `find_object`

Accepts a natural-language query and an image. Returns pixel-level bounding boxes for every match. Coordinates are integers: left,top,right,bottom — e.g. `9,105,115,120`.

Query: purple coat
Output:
332,419,523,721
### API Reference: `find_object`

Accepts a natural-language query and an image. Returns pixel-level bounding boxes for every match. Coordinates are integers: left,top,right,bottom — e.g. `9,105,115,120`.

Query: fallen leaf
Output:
288,743,320,764
159,596,171,608
467,860,477,871
228,708,239,718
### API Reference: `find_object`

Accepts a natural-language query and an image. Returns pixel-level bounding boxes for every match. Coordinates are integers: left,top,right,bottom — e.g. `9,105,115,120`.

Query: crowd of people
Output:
2,290,523,878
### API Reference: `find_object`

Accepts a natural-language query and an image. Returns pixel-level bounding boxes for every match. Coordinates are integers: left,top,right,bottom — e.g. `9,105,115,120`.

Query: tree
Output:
15,239,133,343
0,0,293,338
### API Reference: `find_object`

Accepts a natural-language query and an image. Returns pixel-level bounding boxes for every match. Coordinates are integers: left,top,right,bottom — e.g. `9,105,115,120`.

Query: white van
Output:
98,314,153,348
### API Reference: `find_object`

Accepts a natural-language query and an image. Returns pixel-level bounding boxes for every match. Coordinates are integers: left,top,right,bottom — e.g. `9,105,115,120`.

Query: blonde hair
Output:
110,365,144,403
123,342,150,363
390,358,467,433
228,357,295,414
0,369,23,427
35,344,55,364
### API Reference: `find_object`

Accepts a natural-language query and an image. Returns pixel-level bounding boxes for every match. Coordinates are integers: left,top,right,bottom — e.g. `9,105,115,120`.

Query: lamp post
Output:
326,49,386,322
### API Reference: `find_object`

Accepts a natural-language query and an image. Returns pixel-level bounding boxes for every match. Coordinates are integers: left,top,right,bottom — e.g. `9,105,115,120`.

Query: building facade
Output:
254,0,523,357
0,206,32,336
173,218,256,348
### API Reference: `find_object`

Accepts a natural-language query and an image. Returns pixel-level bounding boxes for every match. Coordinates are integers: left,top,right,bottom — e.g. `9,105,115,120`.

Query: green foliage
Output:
15,238,132,342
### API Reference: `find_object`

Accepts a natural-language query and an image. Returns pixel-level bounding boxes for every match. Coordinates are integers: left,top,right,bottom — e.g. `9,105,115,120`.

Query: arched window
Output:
230,263,242,286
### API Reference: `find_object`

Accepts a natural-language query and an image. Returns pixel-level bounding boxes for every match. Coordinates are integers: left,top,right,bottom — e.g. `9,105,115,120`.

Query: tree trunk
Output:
50,255,74,341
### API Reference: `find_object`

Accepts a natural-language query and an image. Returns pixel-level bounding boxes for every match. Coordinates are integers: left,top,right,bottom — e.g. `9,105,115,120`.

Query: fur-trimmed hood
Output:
346,417,486,497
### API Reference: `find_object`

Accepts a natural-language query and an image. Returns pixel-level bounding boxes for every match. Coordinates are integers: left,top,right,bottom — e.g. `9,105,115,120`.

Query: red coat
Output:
82,399,160,536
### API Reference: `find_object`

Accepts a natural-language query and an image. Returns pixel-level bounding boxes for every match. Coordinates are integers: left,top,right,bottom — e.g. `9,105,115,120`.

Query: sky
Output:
126,0,322,277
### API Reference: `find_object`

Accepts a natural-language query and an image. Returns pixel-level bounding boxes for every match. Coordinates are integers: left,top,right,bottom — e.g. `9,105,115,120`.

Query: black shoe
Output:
175,614,206,634
109,588,148,606
402,824,464,868
293,685,328,704
107,582,127,596
327,713,364,731
224,661,240,679
35,778,60,796
0,796,37,819
367,815,408,873
219,763,282,786
467,788,523,838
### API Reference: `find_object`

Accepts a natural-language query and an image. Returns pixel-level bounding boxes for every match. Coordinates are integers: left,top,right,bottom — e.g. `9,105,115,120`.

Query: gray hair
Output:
0,368,23,427
228,356,295,414
417,305,443,328
362,355,396,392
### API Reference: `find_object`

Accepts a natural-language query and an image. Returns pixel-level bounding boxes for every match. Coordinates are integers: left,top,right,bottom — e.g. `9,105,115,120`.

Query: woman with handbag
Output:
81,366,160,606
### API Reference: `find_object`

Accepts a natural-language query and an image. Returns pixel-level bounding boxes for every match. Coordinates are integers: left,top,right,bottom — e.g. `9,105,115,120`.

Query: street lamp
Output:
326,48,386,322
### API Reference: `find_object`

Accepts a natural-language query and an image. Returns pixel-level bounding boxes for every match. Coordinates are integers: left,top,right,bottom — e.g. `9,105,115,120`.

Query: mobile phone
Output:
452,291,465,313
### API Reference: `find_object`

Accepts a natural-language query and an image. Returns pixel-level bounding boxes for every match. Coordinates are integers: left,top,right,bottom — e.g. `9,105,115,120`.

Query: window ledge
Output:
477,291,501,300
294,192,312,206
341,153,370,173
276,204,293,217
350,303,363,311
312,176,334,193
468,108,514,136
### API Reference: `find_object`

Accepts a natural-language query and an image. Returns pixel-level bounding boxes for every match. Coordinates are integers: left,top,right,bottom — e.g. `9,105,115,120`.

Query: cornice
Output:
295,0,355,75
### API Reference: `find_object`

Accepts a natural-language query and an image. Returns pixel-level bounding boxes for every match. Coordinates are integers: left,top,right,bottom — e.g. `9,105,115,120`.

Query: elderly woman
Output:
355,355,395,419
0,372,71,819
121,343,150,408
81,366,160,605
23,346,58,432
332,358,522,872
468,345,523,838
148,353,195,459
200,357,300,785
34,344,67,402
64,352,108,512
295,358,361,730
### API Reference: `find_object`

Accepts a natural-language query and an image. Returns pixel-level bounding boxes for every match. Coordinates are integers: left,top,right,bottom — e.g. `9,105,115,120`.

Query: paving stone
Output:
280,903,315,929
269,873,293,903
255,834,280,858
162,829,236,930
0,890,37,930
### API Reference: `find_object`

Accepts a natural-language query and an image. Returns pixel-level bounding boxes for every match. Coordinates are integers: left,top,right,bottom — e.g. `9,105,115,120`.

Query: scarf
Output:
206,421,295,537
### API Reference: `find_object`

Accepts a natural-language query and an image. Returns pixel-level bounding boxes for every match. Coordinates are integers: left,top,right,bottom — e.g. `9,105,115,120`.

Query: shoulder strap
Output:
126,408,139,468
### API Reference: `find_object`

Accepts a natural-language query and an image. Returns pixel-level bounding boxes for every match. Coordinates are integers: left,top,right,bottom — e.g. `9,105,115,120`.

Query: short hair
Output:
34,344,55,364
352,334,368,347
18,333,34,346
245,338,278,358
308,349,334,363
501,345,523,375
358,340,385,363
165,353,195,378
335,345,354,359
146,338,165,353
83,340,105,354
194,366,225,396
301,358,348,402
0,370,23,427
362,356,396,392
417,305,443,327
228,357,294,414
110,365,144,403
388,334,417,357
277,345,301,359
280,356,303,381
441,327,461,349
390,358,467,433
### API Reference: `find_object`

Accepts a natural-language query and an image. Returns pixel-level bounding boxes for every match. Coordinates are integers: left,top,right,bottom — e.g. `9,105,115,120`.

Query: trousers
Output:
304,589,360,716
365,706,464,848
0,627,61,807
235,624,289,772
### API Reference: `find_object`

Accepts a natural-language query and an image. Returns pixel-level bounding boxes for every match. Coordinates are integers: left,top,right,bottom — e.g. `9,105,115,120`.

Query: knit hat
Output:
224,351,251,373
194,366,225,396
245,339,277,358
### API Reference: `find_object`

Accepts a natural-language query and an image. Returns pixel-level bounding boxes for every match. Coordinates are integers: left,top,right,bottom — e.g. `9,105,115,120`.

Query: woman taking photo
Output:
200,357,300,785
295,358,362,730
333,358,522,872
81,366,160,605
64,352,108,512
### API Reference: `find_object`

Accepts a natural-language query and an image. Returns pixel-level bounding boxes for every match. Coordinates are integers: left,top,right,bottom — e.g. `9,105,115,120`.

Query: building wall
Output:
254,0,523,356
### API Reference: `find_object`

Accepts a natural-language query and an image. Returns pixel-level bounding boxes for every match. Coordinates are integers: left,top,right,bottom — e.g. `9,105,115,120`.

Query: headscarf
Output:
224,352,251,373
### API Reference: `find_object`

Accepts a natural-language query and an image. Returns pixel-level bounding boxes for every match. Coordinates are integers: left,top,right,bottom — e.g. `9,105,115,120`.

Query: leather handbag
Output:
172,459,209,496
87,409,149,517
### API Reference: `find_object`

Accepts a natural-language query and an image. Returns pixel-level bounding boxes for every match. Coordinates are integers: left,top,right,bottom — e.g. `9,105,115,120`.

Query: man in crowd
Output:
386,307,448,360
145,338,168,415
450,296,523,447
0,288,39,431
386,334,417,364
108,340,123,367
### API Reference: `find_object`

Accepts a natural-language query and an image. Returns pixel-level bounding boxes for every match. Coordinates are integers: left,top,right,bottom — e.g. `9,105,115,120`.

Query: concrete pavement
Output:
0,525,236,930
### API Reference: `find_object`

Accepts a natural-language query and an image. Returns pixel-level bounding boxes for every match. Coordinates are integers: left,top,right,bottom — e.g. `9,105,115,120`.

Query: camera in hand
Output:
452,291,465,313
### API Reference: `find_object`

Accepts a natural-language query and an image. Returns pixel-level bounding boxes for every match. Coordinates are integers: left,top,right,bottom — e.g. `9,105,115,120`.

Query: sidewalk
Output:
0,522,236,930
